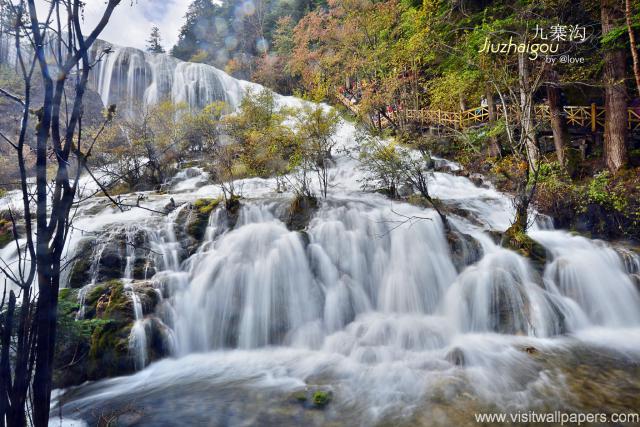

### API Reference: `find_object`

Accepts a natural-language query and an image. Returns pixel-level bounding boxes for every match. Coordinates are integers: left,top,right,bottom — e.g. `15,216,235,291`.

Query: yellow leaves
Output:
188,50,209,64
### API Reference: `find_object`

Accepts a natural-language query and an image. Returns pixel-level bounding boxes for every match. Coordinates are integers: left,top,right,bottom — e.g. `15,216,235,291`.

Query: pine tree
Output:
147,26,166,54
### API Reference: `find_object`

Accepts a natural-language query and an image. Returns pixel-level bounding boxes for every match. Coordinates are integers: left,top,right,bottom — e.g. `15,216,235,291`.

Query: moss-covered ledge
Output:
54,280,137,387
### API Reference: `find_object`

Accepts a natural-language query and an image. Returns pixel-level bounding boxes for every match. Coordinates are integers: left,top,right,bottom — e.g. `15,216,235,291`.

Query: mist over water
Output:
18,42,640,425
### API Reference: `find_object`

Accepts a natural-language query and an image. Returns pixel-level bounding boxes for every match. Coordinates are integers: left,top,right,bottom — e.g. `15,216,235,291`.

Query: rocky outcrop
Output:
54,279,166,388
285,195,318,231
185,198,222,241
501,227,547,273
446,230,483,272
67,226,157,289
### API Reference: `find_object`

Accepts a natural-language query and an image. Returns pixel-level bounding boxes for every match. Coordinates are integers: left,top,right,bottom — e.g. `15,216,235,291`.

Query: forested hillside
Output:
171,0,640,241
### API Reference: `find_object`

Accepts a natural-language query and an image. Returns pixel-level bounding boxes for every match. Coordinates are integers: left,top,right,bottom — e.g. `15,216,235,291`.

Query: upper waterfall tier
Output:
89,40,262,113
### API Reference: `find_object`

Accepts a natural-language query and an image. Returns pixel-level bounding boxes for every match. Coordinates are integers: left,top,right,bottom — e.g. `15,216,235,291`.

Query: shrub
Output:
586,171,627,213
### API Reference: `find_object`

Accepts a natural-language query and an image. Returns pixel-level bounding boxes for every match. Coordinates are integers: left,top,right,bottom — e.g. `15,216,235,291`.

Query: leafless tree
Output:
0,1,123,425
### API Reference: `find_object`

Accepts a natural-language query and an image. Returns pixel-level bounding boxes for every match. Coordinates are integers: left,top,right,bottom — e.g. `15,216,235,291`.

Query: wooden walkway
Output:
336,92,640,132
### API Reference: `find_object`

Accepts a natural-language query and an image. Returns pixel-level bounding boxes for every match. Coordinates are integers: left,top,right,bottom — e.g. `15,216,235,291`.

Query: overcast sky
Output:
86,0,192,50
34,0,192,51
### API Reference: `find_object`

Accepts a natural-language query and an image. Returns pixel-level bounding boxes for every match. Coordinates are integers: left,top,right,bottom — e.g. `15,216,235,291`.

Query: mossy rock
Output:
312,390,332,408
55,287,119,388
68,238,96,288
102,280,134,322
0,218,14,249
81,280,135,381
194,197,222,216
289,387,333,409
83,280,133,322
286,195,318,231
55,280,165,387
502,226,547,271
88,319,134,380
186,197,222,241
223,195,242,228
131,281,161,315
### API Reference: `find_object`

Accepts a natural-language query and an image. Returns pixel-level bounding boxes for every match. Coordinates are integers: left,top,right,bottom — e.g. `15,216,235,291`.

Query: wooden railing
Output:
336,93,640,132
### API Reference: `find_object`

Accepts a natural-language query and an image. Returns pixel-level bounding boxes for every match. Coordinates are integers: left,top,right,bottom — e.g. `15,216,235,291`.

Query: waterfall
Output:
9,41,636,425
531,230,640,327
89,40,266,115
122,225,148,370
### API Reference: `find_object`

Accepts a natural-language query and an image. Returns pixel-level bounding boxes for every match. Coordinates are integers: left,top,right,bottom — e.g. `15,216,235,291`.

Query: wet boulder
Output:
445,347,466,366
502,227,547,273
67,226,157,289
489,279,531,335
285,195,318,231
146,317,175,361
446,230,484,272
131,280,161,315
54,279,169,388
98,240,127,281
185,197,222,241
469,173,485,187
614,247,640,275
68,237,97,288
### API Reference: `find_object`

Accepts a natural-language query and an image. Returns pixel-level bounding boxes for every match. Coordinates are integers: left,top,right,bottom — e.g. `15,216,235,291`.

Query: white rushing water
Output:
1,41,637,426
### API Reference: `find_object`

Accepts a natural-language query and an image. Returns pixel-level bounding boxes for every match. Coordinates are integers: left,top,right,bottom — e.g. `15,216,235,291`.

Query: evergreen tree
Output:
147,26,166,54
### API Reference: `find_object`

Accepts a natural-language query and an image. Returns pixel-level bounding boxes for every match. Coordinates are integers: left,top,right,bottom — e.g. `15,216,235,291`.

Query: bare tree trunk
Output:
485,85,501,157
0,290,16,427
602,0,629,173
8,284,33,427
518,54,539,171
459,94,466,112
32,269,59,426
546,67,570,166
626,0,640,96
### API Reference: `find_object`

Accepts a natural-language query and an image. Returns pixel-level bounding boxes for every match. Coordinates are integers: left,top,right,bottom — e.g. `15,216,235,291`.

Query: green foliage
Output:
455,122,505,160
55,287,114,379
193,197,222,216
288,104,341,197
172,0,325,78
187,198,222,240
93,100,225,190
587,171,627,213
600,25,628,49
427,69,482,111
0,65,22,103
146,26,166,54
358,135,405,197
312,391,332,407
221,88,296,179
537,161,566,182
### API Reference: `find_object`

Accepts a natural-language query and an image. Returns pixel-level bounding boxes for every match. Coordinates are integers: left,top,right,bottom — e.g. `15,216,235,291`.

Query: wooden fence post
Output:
591,103,597,132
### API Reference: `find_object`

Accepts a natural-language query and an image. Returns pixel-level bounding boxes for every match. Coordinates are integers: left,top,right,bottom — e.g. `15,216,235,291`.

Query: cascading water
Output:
122,225,148,370
90,40,268,115
23,42,640,426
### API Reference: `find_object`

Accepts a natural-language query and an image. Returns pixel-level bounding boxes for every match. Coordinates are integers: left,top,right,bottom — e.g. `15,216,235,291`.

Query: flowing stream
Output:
3,42,637,426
